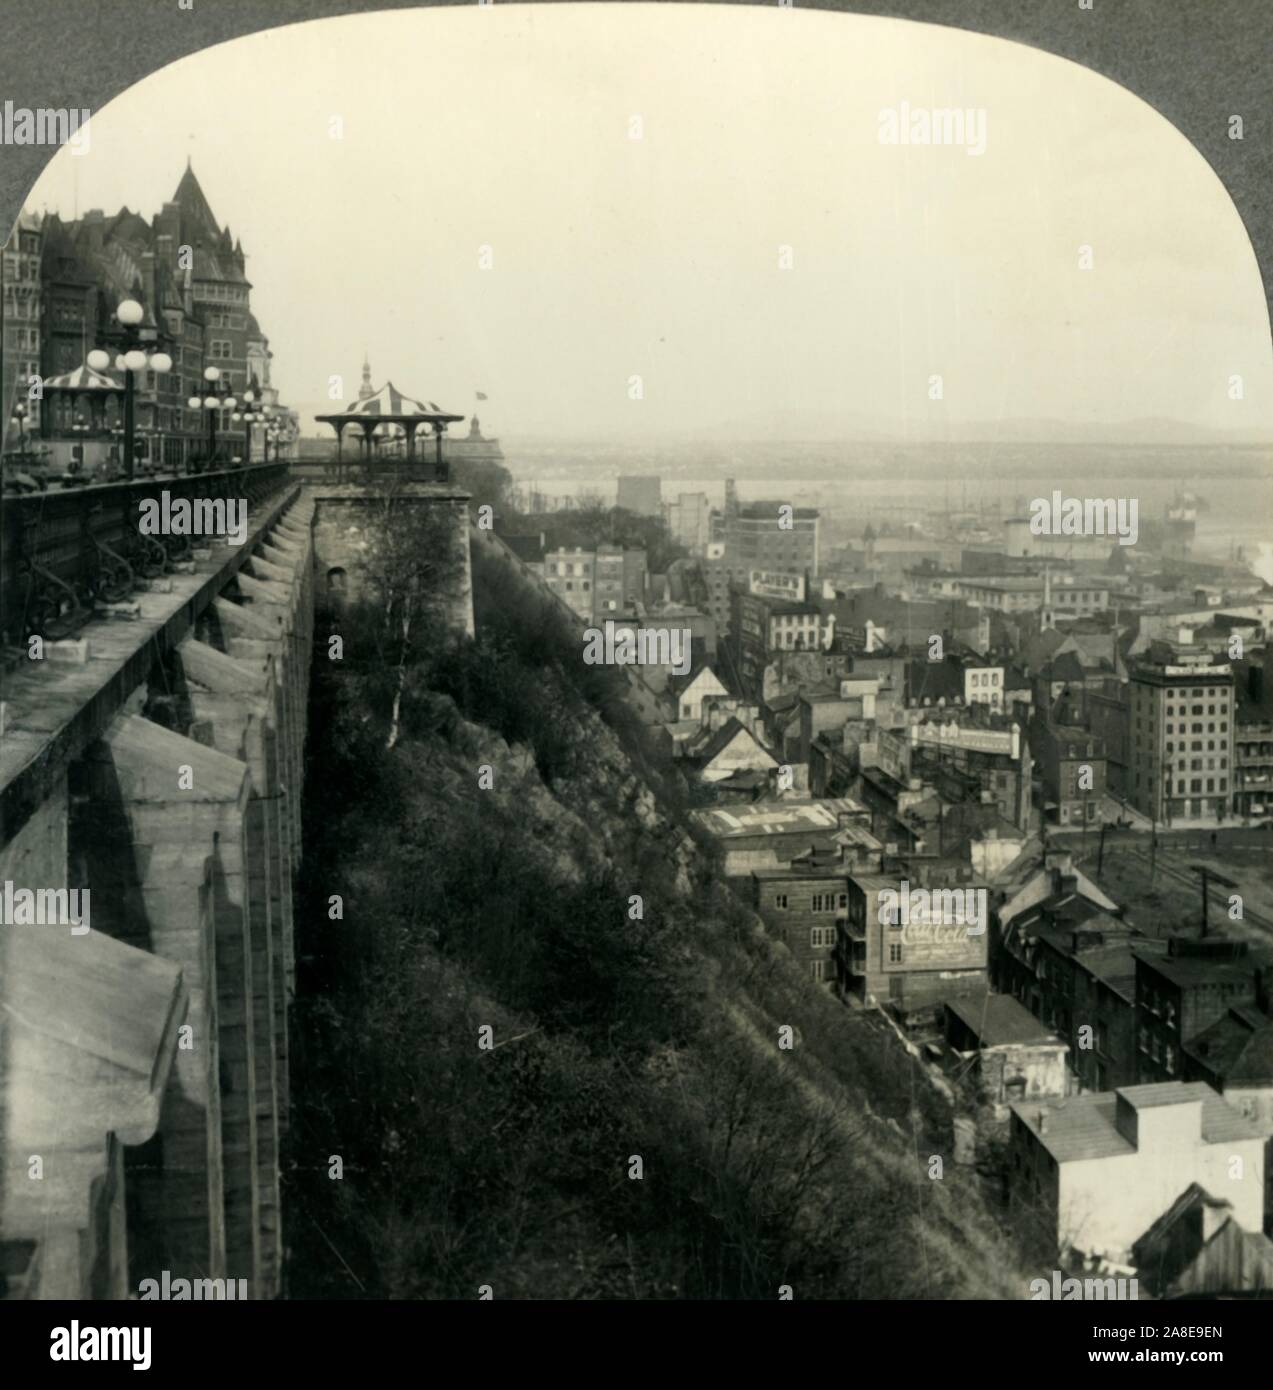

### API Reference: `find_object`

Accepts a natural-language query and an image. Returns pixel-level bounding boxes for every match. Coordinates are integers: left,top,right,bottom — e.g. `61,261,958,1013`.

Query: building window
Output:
810,960,828,982
889,943,903,963
810,926,835,948
774,894,788,909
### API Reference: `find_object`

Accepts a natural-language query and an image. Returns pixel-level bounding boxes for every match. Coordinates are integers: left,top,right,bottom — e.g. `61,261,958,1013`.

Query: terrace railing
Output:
0,461,289,647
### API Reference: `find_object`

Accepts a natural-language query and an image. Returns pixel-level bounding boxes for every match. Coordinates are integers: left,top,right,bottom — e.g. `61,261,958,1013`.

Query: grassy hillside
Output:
283,530,1031,1299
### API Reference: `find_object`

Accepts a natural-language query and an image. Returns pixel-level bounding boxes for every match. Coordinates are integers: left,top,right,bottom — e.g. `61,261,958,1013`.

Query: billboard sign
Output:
910,719,1017,758
749,569,806,602
876,880,989,971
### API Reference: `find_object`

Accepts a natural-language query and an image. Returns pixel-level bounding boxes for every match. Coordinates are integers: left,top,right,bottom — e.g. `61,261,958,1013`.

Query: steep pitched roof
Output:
170,165,250,286
172,163,223,242
1042,651,1086,685
1185,1007,1273,1084
667,661,721,700
694,717,775,770
1132,1182,1273,1296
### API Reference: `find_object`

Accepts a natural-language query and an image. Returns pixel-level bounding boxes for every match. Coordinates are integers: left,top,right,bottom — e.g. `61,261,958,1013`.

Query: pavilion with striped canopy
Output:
315,379,464,482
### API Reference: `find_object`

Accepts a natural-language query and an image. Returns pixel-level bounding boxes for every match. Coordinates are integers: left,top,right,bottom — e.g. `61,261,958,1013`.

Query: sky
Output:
19,3,1273,443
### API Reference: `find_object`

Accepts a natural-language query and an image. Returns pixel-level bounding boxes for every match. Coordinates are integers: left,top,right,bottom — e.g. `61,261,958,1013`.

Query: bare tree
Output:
356,481,468,749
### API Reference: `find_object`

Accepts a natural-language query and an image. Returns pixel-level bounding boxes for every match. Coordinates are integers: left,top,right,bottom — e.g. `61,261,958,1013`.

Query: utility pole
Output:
1189,865,1238,939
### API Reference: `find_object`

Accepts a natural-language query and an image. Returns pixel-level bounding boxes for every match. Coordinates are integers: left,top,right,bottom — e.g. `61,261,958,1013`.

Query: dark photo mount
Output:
1,2,1272,1366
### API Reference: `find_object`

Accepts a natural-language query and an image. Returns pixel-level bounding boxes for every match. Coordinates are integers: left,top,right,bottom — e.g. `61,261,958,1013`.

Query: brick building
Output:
1,209,43,451
752,869,849,986
15,164,291,474
1135,938,1260,1085
835,868,988,1011
1038,722,1107,828
1127,639,1235,825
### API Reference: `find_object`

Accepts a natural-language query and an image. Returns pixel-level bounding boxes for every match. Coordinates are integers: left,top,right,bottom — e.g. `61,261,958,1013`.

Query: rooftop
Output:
1185,1007,1273,1083
946,991,1064,1048
1012,1082,1264,1163
692,797,863,839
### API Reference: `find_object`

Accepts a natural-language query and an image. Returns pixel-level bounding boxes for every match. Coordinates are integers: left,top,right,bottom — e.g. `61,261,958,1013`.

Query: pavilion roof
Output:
317,380,462,423
44,362,124,391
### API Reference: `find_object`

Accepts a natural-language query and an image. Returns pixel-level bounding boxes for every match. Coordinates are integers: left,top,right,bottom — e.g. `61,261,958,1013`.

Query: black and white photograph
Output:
1,0,1271,1358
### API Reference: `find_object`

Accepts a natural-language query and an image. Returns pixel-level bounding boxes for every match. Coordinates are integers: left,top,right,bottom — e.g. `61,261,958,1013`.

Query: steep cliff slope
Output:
284,540,1031,1299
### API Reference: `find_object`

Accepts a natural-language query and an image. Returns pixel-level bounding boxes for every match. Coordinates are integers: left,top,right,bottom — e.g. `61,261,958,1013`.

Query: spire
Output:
358,353,374,402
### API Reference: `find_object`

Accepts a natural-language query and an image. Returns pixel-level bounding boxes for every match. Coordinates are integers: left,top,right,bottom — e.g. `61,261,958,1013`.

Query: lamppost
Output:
86,298,172,482
68,412,91,480
9,402,31,469
230,389,265,466
188,365,236,470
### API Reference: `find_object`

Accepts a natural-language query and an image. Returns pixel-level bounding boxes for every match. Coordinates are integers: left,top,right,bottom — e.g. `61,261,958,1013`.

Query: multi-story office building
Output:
665,491,710,552
730,583,823,699
721,499,820,575
544,544,647,622
1233,659,1273,820
1,209,43,450
954,575,1110,617
616,474,662,517
1127,639,1235,824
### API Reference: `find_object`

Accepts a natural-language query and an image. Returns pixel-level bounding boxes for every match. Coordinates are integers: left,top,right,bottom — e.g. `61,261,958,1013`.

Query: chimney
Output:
141,251,158,322
1038,1111,1048,1135
1257,965,1273,1016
